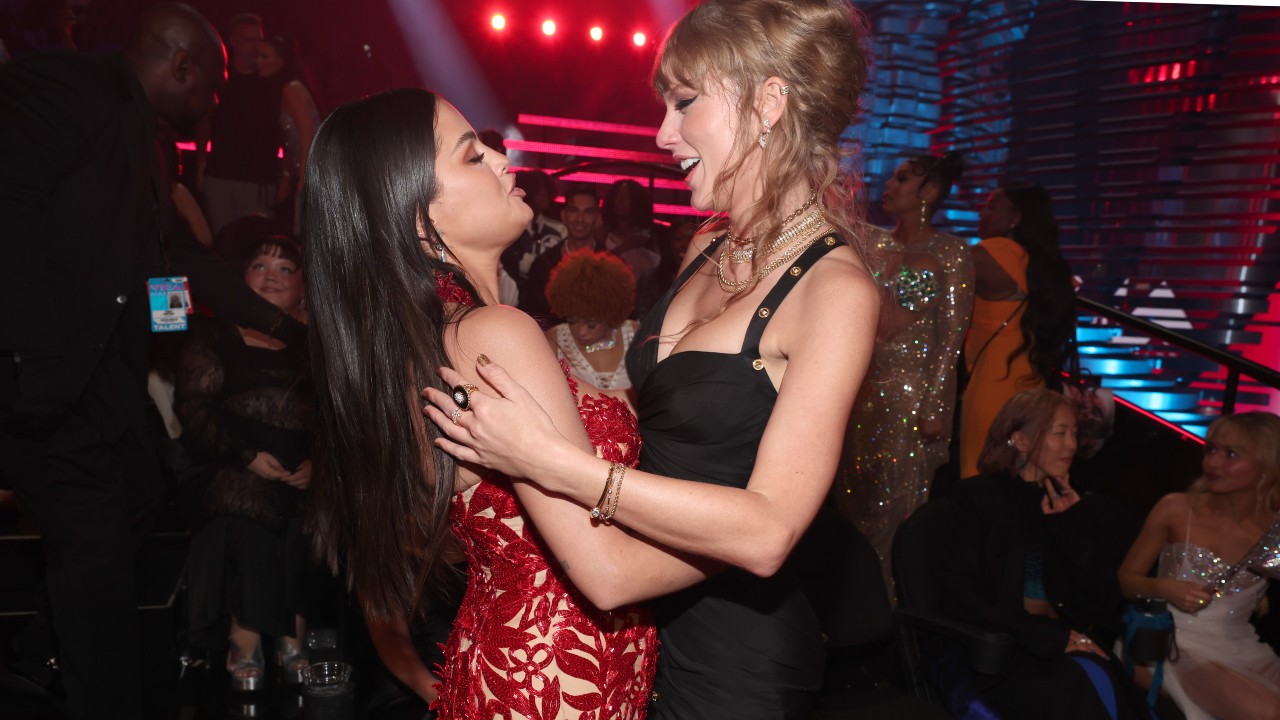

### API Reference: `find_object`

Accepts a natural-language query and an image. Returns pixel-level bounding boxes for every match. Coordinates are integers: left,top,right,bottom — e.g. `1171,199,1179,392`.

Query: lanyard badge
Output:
147,275,192,332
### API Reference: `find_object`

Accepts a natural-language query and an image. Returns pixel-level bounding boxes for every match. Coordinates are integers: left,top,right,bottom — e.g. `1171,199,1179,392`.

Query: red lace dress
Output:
431,283,657,719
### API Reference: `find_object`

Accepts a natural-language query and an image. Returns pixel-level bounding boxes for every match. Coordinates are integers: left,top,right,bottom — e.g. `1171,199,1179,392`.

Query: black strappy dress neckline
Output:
625,232,846,719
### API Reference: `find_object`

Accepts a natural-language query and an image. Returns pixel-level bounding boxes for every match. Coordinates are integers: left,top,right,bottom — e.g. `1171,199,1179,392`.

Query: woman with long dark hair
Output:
423,1,879,716
834,151,973,586
958,180,1075,478
303,89,668,718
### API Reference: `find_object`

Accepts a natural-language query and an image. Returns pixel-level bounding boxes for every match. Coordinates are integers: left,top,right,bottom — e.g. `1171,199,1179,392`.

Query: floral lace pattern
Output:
433,363,655,719
436,270,478,307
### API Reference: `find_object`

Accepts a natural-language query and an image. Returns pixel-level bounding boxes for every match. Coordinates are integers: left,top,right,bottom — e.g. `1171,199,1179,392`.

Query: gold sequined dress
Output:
834,227,974,582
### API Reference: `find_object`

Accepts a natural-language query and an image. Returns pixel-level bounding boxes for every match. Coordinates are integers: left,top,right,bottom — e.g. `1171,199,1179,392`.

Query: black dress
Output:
174,316,313,646
626,235,843,720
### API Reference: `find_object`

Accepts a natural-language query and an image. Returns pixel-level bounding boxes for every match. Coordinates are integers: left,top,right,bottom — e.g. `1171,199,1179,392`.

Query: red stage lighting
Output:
632,32,647,47
490,14,505,31
590,26,603,42
542,20,556,36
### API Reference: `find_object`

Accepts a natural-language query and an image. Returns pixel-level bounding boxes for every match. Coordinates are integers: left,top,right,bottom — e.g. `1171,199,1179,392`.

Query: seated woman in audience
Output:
1118,411,1280,720
175,237,313,691
929,388,1147,719
544,249,640,393
958,181,1075,479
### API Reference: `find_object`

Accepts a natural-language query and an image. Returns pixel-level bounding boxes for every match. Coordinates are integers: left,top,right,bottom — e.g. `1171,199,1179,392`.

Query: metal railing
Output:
1076,296,1280,415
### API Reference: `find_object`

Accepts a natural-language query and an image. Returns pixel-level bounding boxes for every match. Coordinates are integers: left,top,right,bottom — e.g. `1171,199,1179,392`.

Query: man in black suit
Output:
0,4,290,717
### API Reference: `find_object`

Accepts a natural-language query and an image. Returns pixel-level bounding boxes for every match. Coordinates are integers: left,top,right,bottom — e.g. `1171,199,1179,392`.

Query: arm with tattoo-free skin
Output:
443,304,715,612
1119,493,1215,613
427,241,878,581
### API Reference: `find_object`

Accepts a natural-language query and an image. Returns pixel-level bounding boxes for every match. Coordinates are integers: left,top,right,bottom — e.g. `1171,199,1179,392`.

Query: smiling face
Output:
657,77,753,215
561,193,600,243
427,100,533,255
244,251,303,313
1015,404,1078,480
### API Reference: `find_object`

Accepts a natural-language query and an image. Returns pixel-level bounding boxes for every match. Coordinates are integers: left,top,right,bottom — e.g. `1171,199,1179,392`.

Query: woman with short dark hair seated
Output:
926,388,1147,718
175,237,314,691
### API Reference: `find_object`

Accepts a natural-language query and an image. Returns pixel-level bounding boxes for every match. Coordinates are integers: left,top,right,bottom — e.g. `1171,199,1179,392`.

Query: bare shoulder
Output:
796,241,878,312
1149,492,1190,527
454,305,551,361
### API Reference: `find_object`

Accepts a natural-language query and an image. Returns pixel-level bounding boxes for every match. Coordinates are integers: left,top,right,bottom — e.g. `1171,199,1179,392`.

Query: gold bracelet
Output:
601,463,626,521
590,462,621,520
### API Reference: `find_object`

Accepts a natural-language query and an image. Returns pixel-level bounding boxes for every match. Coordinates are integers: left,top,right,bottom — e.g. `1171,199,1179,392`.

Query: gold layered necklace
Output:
717,219,827,294
724,192,818,264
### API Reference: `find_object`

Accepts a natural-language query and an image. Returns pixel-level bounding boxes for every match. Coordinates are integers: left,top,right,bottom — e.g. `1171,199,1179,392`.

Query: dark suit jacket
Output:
0,51,303,443
929,473,1126,660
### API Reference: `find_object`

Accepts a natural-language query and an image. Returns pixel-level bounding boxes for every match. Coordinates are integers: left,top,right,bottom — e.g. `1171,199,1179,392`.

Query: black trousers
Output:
0,396,164,719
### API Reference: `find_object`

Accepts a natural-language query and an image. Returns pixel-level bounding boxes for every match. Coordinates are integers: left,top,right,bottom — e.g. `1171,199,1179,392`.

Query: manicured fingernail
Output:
477,354,491,366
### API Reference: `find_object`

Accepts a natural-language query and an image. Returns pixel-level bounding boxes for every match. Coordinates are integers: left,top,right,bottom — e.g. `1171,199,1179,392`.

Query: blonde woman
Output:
1119,411,1280,719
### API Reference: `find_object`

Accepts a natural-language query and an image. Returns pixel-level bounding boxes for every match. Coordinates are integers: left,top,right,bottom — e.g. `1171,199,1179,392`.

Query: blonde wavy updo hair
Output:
653,0,871,273
1189,411,1280,517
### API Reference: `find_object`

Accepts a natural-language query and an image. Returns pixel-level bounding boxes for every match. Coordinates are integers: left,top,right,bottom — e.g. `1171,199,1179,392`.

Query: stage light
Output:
590,26,603,42
542,20,556,36
490,14,505,30
632,32,646,46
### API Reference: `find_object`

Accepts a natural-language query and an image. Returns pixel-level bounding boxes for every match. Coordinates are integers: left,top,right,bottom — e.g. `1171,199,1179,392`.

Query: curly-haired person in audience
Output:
544,250,640,393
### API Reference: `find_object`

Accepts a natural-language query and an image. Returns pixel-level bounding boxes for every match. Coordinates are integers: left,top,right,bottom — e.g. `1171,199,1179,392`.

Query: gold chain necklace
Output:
718,222,827,294
725,192,818,258
728,208,824,264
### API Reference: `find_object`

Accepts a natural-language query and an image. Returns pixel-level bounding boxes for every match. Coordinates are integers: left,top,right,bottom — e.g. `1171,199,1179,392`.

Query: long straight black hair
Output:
1000,180,1075,389
302,88,480,620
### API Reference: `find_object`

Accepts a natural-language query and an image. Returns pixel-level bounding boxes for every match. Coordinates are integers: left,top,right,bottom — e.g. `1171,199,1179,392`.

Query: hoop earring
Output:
758,117,771,150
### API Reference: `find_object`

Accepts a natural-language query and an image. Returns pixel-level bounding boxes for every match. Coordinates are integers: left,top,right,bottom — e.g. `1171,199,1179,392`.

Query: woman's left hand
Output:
422,362,569,481
280,460,311,489
1040,474,1081,515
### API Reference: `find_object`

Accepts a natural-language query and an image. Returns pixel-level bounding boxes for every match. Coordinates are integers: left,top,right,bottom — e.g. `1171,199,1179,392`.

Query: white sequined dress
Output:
1157,541,1280,719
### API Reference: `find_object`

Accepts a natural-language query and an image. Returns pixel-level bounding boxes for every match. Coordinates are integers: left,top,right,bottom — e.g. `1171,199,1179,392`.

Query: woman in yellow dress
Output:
959,180,1075,479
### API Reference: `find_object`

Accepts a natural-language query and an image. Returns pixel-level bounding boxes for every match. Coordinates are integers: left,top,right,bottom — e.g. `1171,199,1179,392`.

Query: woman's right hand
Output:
247,451,288,480
1065,630,1108,659
1163,579,1214,613
423,362,575,485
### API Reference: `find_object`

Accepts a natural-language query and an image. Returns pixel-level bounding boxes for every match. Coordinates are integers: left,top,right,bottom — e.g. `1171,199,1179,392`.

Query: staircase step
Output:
1114,387,1202,412
1080,354,1161,375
